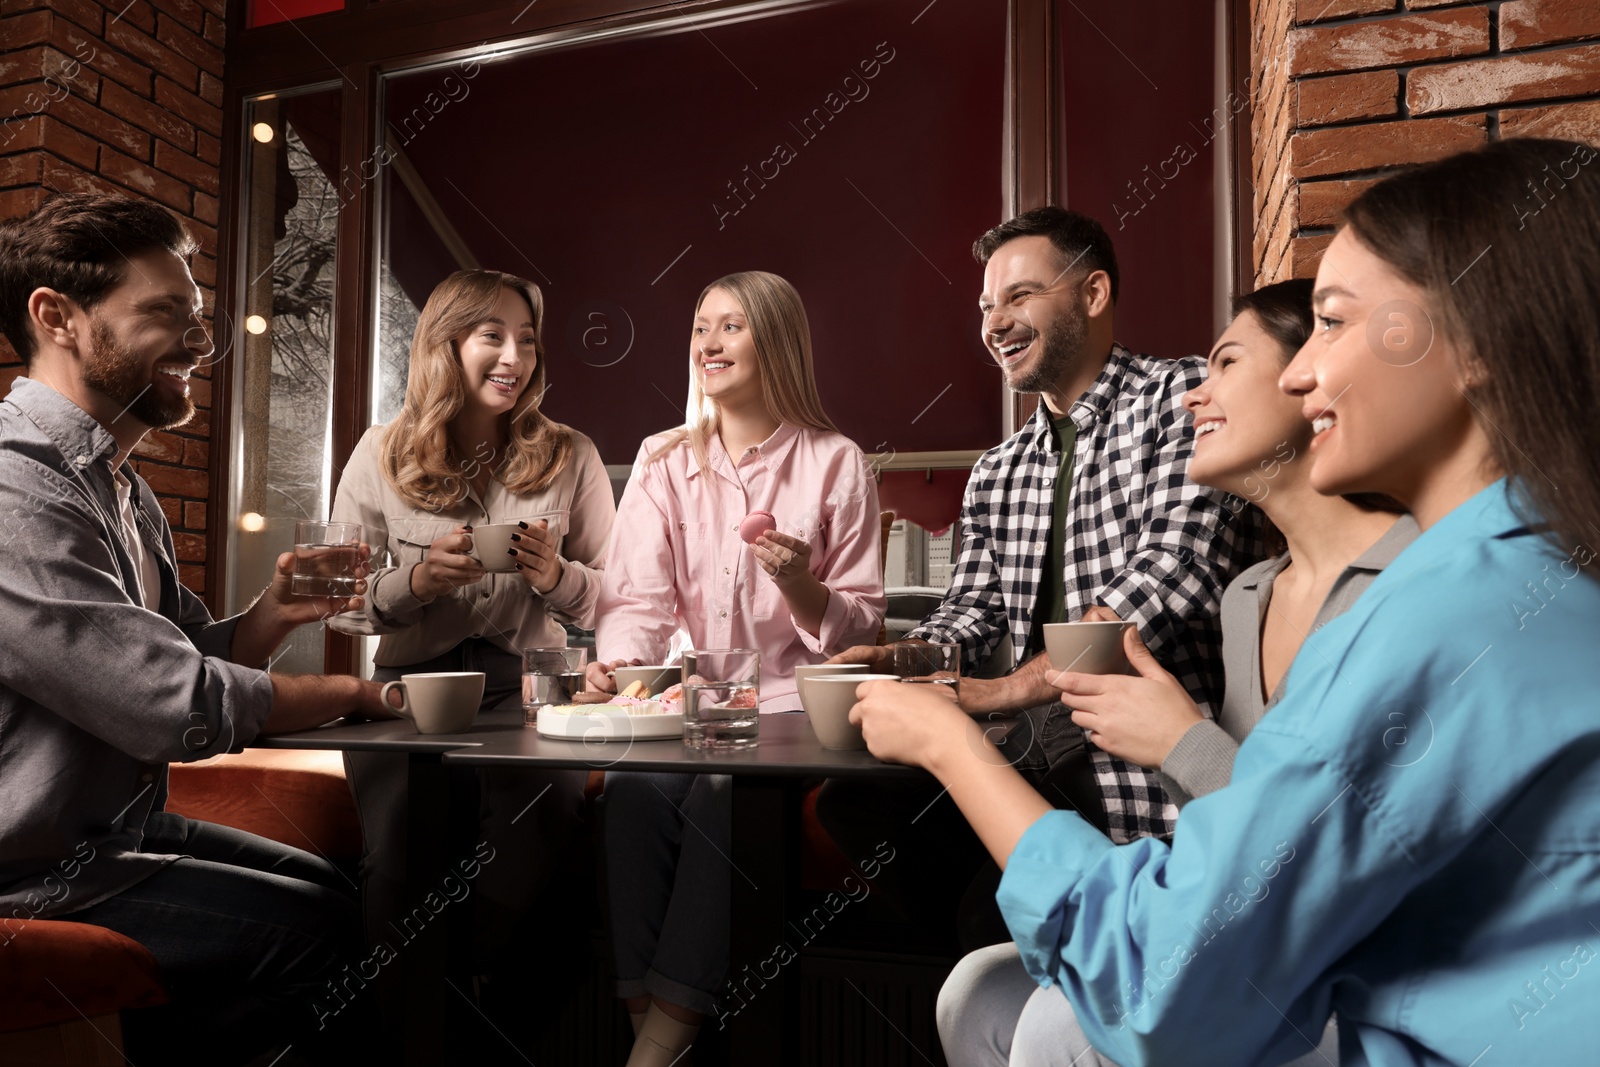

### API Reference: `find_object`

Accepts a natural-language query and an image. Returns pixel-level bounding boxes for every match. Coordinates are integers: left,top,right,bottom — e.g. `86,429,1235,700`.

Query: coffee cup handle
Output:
380,680,413,722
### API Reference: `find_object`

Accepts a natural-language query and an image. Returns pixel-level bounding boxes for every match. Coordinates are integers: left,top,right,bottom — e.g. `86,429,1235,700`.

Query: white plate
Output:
536,707,684,741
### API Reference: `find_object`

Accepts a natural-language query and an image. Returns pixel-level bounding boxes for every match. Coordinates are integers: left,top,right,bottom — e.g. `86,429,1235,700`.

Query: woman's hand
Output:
750,529,814,587
1048,625,1203,769
510,519,563,595
410,525,484,601
585,658,637,695
851,678,985,772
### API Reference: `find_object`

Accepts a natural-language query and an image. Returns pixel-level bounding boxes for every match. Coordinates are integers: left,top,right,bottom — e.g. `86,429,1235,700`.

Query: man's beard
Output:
82,318,195,431
1006,304,1088,395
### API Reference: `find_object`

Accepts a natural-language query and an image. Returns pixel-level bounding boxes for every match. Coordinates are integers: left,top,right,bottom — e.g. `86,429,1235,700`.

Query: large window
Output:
226,85,342,675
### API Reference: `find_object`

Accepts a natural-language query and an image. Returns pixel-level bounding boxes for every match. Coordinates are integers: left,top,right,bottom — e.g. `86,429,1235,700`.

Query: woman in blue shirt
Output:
852,137,1600,1066
940,278,1417,1066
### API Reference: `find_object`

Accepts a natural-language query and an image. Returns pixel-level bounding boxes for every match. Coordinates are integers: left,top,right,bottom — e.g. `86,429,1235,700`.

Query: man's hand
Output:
958,604,1129,716
411,525,485,601
1049,625,1202,769
262,674,397,735
231,549,370,668
827,639,924,670
510,519,563,595
266,547,369,624
957,655,1056,716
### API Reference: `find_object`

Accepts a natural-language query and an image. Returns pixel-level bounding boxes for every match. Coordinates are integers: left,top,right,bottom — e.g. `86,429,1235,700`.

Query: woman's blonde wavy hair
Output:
649,271,837,470
381,269,572,511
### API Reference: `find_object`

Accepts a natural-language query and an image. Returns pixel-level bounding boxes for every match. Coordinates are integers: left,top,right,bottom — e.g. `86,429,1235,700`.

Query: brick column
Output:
1251,0,1600,286
0,0,224,595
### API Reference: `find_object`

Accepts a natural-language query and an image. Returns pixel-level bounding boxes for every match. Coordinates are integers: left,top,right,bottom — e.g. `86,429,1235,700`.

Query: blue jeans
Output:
57,811,360,1066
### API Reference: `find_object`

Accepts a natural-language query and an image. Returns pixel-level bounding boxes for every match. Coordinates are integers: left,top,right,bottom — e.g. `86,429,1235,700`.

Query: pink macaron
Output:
739,510,776,545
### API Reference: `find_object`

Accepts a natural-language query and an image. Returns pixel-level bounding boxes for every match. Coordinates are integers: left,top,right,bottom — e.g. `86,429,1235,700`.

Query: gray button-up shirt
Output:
0,378,274,922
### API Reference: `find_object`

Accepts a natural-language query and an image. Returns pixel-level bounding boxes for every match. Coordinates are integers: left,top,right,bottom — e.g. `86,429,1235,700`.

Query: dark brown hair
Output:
1234,278,1315,355
1234,278,1403,527
0,193,197,366
974,206,1120,304
1343,137,1600,567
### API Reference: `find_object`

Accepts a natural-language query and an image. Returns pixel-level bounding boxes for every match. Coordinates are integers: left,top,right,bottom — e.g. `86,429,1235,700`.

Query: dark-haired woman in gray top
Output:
937,278,1417,1067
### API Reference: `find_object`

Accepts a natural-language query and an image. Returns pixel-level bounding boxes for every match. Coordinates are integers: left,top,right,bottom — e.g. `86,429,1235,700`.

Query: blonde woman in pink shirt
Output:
590,271,885,1066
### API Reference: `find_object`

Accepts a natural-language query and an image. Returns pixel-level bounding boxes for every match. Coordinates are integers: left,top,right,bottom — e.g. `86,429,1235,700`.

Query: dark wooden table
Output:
259,709,926,1066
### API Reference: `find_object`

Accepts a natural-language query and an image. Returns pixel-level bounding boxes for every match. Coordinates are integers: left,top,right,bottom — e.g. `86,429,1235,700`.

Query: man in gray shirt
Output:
0,193,388,1065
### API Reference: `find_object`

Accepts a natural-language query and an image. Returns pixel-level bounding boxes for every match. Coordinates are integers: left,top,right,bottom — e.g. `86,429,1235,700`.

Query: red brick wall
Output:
0,0,223,595
1252,0,1600,285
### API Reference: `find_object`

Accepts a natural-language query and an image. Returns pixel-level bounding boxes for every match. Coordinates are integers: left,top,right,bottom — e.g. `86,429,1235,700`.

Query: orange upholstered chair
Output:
0,918,167,1064
0,750,361,1063
165,748,362,860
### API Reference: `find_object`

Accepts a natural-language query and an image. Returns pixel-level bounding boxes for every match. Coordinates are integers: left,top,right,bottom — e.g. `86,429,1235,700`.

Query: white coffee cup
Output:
380,671,485,734
469,523,522,573
611,665,682,694
1042,621,1133,678
800,671,897,750
793,662,870,710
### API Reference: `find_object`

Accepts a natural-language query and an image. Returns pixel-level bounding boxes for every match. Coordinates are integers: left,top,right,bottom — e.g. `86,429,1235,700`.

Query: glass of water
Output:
292,520,363,597
682,649,761,750
521,647,587,726
890,642,960,695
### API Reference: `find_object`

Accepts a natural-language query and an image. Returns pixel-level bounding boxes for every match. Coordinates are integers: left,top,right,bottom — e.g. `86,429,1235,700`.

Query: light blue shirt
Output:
998,480,1600,1066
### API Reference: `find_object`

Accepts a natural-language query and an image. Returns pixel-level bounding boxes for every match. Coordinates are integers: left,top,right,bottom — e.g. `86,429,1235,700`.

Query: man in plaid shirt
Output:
820,207,1262,943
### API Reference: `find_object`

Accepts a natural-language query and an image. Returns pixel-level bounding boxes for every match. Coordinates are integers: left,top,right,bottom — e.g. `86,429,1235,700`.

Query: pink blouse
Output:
596,423,886,711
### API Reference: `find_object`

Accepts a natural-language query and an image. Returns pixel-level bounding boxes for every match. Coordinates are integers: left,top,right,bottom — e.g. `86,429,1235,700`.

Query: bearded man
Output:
0,193,389,1066
820,207,1263,949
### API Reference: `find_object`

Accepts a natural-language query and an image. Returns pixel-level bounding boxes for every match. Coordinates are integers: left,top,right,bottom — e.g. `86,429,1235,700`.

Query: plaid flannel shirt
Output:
907,345,1264,843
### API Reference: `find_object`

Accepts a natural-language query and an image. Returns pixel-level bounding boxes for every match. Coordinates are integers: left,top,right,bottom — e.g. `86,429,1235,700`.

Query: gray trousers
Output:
938,942,1340,1067
603,771,731,1016
345,639,587,970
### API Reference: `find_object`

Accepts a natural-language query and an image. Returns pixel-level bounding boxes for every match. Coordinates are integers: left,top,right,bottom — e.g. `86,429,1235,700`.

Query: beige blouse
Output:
328,422,615,666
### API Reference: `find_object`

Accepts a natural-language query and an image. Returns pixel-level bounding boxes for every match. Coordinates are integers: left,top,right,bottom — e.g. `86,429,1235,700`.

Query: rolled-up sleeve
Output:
795,454,885,656
0,465,273,763
905,463,1008,673
595,449,681,666
541,440,614,629
1094,365,1246,661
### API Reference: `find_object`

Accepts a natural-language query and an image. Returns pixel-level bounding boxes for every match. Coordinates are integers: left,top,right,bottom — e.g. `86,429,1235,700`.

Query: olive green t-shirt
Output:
1029,414,1077,652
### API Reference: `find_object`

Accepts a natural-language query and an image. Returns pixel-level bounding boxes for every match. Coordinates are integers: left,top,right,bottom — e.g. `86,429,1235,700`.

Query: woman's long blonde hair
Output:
650,271,838,470
381,269,572,510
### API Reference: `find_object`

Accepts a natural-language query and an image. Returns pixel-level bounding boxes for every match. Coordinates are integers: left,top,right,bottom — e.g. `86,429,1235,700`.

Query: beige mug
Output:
380,671,485,734
800,672,897,750
469,523,523,573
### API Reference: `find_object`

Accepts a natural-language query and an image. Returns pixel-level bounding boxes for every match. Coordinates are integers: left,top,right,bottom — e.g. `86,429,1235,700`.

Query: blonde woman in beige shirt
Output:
329,270,614,1031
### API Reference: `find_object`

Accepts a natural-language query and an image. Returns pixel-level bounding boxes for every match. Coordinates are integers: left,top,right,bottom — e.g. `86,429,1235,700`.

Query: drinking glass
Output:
521,647,588,726
682,649,761,750
890,642,960,695
291,520,363,597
